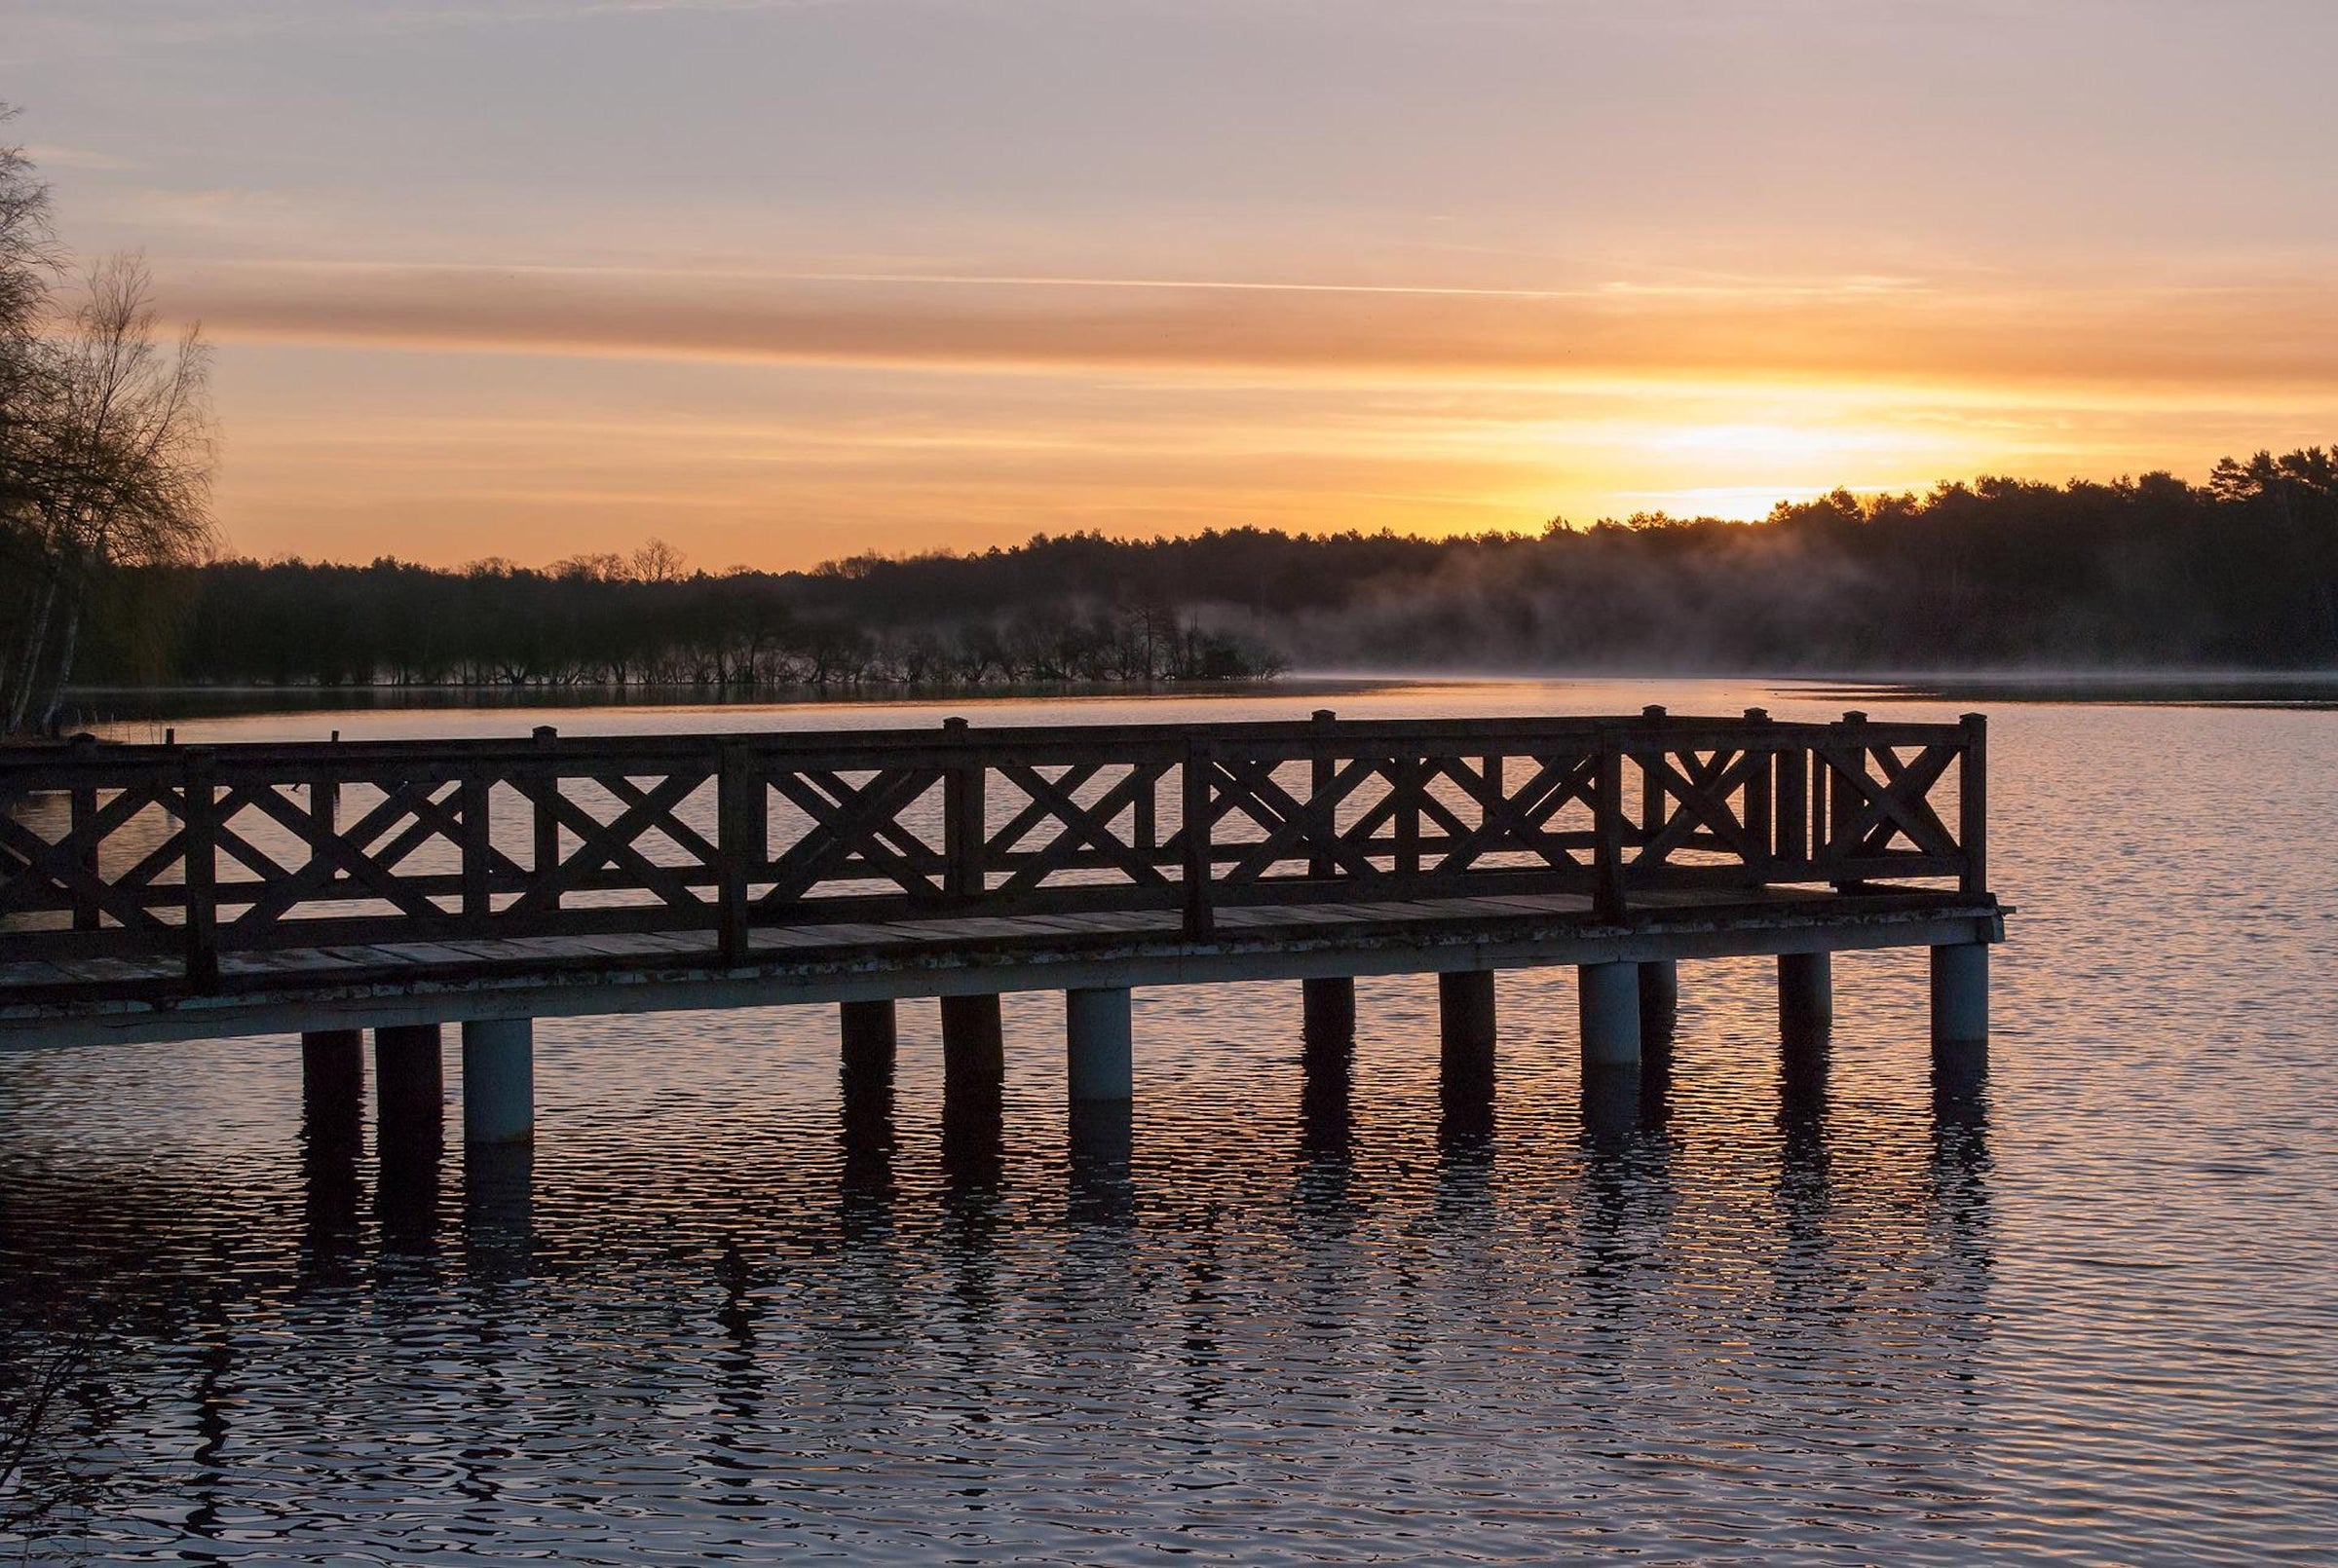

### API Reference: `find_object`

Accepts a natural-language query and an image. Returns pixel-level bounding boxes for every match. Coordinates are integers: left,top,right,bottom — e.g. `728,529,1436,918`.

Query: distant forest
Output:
47,448,2338,694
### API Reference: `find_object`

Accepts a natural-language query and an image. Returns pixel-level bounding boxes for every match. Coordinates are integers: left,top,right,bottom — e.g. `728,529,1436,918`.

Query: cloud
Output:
7,0,852,53
21,143,142,171
161,258,2338,397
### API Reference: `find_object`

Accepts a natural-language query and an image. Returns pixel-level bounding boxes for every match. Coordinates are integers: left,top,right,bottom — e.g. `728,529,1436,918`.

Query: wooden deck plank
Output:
43,954,181,983
751,927,863,949
0,881,1998,1029
221,949,367,975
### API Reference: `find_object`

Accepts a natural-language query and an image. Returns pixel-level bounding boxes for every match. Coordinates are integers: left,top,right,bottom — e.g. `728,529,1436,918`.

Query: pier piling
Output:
940,993,1004,1089
1578,961,1641,1068
460,1018,535,1147
1931,943,1989,1058
1779,952,1834,1042
840,998,897,1085
1301,976,1357,1059
374,1024,443,1137
1438,970,1497,1080
1637,960,1679,1040
300,1029,364,1134
1066,987,1135,1101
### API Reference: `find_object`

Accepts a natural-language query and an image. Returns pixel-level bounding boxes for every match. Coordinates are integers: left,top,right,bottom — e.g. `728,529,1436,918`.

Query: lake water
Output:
5,678,2336,1561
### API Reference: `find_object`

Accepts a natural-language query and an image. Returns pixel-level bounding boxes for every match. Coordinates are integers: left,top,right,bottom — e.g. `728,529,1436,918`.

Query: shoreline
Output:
43,667,2338,730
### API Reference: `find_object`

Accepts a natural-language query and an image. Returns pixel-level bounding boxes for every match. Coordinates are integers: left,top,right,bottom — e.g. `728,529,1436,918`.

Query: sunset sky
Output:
11,0,2338,571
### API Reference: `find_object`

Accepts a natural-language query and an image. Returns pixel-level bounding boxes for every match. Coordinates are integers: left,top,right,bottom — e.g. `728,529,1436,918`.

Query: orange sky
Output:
14,1,2338,570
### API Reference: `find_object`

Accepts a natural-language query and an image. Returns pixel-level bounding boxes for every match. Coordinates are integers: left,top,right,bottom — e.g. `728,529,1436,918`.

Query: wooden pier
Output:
0,708,2003,1144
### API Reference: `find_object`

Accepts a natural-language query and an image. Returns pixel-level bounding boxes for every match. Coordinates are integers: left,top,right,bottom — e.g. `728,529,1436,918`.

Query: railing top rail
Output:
1,710,1981,777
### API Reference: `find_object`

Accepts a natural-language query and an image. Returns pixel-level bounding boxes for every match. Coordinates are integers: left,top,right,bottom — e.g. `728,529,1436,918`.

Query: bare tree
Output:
631,536,687,584
5,252,216,731
0,107,57,369
1,109,62,704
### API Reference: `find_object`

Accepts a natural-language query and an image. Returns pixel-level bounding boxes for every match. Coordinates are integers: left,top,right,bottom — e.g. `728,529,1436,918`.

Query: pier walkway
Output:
0,708,2004,1143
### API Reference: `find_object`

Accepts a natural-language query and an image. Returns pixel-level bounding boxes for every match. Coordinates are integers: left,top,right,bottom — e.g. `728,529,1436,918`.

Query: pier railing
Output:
0,709,1985,990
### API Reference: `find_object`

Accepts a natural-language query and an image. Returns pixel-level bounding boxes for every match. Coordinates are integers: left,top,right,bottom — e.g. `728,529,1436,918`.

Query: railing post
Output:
1309,709,1337,878
1959,711,1988,897
1183,738,1214,937
460,770,492,921
311,755,339,877
1742,707,1774,884
68,777,98,932
943,717,985,899
1133,765,1157,854
1394,754,1421,877
1777,731,1808,869
1638,705,1667,866
181,746,219,992
1829,710,1866,887
1594,729,1626,922
717,741,753,966
531,727,560,908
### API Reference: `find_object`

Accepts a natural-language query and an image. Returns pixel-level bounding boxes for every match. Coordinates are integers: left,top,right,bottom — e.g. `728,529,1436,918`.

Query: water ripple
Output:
5,683,2338,1560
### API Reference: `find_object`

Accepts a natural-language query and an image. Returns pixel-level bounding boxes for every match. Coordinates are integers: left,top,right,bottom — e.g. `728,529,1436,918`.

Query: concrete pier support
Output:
300,1029,364,1135
840,998,897,1087
1637,960,1679,1040
1438,969,1497,1076
1779,951,1834,1042
1578,961,1641,1068
1066,987,1134,1102
374,1024,443,1135
940,992,1004,1090
1931,943,1989,1058
460,1018,534,1147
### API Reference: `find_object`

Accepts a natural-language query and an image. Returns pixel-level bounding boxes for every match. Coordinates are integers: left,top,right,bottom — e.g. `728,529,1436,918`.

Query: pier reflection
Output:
1298,1047,1354,1163
1575,1058,1676,1308
1067,1101,1135,1227
299,1082,364,1282
0,997,2011,1561
1930,1046,1995,1260
939,1073,1004,1197
1773,1032,1834,1268
375,1116,442,1257
462,1144,535,1282
1436,1044,1495,1226
1578,1064,1644,1149
839,1045,897,1234
1292,1042,1361,1243
1437,1047,1495,1158
938,1066,1006,1326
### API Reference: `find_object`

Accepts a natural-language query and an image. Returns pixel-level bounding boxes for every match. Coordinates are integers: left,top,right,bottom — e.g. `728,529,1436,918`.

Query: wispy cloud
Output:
21,143,142,171
8,0,850,55
160,257,2338,395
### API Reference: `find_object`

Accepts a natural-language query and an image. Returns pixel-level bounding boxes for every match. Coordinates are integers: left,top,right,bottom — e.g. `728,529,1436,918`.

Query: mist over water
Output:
6,679,2337,1560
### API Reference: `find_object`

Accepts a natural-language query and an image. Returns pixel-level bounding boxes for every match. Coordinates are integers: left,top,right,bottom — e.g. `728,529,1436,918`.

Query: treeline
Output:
57,447,2338,694
82,543,1284,690
1277,450,2338,671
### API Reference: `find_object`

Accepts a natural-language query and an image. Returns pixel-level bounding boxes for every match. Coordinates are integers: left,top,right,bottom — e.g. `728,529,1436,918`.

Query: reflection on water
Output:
1067,1101,1135,1228
465,1146,536,1284
6,683,2338,1559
